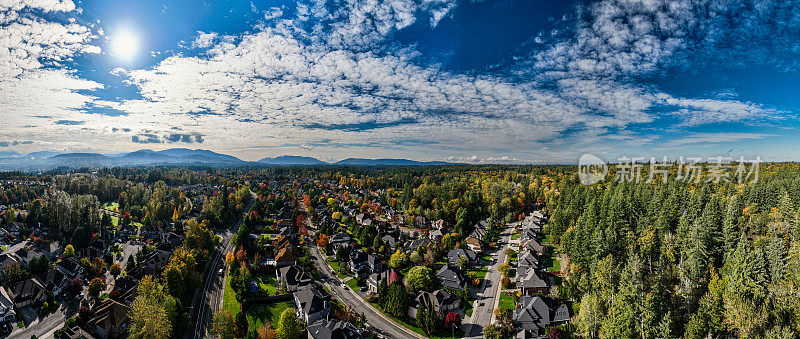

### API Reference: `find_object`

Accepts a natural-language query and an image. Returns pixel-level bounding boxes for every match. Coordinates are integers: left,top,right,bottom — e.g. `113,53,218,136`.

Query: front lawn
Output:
498,292,516,312
367,301,462,339
345,278,359,290
326,258,350,278
246,301,292,332
223,273,241,318
469,266,489,280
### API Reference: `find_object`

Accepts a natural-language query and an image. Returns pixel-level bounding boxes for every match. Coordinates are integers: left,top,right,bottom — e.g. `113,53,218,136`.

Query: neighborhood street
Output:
308,245,425,339
463,222,515,338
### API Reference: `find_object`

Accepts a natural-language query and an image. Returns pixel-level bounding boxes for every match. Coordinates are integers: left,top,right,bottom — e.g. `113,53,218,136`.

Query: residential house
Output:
0,287,16,328
447,249,477,267
307,319,360,339
522,239,545,256
57,258,85,279
435,265,466,291
465,237,482,253
404,237,431,253
275,248,298,267
381,235,397,249
367,269,402,294
159,232,183,250
7,277,46,308
407,289,463,319
517,251,540,271
330,232,351,245
278,265,313,292
86,298,130,339
516,268,551,296
512,296,569,335
293,287,330,324
39,268,67,297
429,229,444,243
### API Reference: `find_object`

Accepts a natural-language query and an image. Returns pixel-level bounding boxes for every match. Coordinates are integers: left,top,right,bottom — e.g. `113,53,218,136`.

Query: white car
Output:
341,283,348,288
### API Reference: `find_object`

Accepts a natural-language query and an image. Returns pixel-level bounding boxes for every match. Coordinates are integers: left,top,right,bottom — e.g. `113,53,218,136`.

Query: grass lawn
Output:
511,233,520,240
367,301,460,339
108,214,120,227
223,273,241,318
346,278,359,290
257,274,277,295
470,266,489,280
465,300,474,317
102,202,120,211
246,301,292,331
326,258,350,278
479,253,492,263
498,292,516,312
544,257,561,273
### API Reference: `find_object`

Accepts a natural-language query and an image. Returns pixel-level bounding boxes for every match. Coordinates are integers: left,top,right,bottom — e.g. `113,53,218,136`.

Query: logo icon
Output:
578,154,607,185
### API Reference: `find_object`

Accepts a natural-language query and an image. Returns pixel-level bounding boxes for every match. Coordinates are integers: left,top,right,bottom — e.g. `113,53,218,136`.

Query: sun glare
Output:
110,28,139,62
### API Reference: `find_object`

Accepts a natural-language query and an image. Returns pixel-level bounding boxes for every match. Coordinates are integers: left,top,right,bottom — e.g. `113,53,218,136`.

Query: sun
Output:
110,28,139,62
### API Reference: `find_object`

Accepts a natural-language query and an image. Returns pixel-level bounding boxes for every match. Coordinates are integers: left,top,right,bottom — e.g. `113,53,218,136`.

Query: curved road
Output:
308,246,425,339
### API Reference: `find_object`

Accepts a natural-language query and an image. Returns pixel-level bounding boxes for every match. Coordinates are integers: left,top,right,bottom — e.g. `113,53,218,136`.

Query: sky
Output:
1,0,799,163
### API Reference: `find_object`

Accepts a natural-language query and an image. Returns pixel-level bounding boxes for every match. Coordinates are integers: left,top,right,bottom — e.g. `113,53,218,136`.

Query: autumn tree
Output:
276,308,304,339
212,309,236,339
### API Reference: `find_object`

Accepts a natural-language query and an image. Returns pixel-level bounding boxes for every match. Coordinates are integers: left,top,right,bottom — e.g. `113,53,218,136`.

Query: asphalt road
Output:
464,223,514,338
308,246,425,339
188,191,256,339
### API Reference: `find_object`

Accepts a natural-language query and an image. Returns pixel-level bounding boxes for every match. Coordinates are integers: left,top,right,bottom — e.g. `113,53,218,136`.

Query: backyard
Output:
246,301,293,333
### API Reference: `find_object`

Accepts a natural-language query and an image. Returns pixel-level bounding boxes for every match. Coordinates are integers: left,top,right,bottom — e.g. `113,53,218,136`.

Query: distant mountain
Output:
258,155,327,166
26,151,63,158
157,148,244,163
0,151,21,159
334,158,451,166
0,148,246,171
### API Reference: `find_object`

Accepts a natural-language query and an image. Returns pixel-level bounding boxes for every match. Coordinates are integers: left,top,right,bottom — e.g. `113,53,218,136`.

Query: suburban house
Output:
278,265,313,292
86,298,131,339
429,229,444,243
447,249,477,266
330,232,351,245
465,237,482,253
516,268,551,295
517,251,540,271
39,267,67,297
367,269,402,294
404,237,432,253
381,235,397,248
57,258,85,278
435,265,466,291
407,289,463,319
512,296,570,335
523,238,545,256
7,277,46,308
293,287,330,324
307,319,360,339
0,288,16,329
275,247,297,267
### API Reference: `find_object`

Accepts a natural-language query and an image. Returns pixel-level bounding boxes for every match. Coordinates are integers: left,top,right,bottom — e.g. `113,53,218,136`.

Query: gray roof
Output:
435,265,466,290
307,319,360,339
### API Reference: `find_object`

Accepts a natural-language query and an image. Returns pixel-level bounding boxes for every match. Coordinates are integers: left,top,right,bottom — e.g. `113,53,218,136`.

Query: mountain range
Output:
0,148,456,171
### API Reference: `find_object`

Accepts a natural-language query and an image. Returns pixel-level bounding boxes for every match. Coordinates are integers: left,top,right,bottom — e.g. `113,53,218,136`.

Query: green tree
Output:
386,281,408,318
276,308,304,339
406,266,433,292
129,276,175,338
389,249,408,269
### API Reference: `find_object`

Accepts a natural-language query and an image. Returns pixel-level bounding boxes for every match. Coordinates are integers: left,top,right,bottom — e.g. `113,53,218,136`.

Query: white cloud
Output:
666,132,775,146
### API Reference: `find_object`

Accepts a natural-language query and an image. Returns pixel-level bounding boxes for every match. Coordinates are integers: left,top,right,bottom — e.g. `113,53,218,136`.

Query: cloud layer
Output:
0,0,797,162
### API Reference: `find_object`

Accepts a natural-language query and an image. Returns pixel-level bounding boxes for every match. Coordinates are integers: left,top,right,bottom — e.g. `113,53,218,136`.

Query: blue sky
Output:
1,0,799,163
